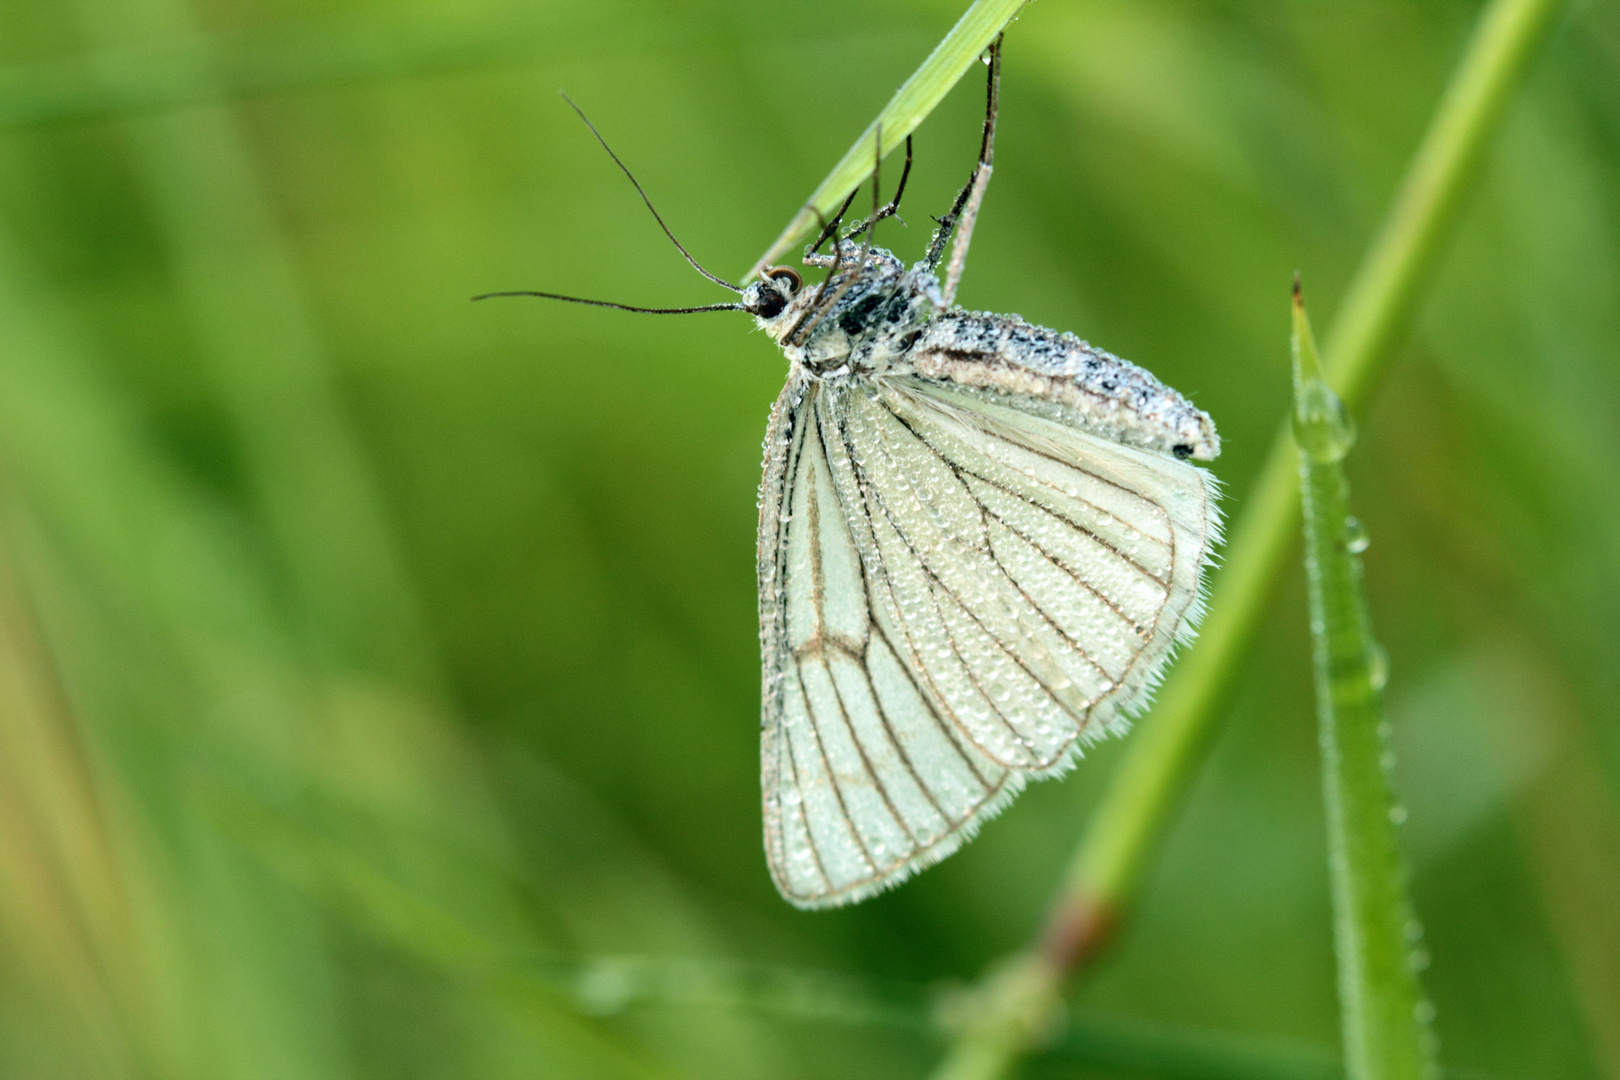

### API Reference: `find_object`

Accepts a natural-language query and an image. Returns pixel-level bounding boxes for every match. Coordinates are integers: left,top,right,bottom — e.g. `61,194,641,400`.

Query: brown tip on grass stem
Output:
1039,892,1119,975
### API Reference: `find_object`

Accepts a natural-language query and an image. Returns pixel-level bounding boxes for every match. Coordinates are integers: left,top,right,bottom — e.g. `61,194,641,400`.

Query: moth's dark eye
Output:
754,288,787,319
1172,444,1194,460
766,266,803,293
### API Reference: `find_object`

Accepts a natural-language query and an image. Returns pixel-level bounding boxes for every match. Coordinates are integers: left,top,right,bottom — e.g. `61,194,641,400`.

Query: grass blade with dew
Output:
750,0,1031,278
925,0,1563,1075
1293,282,1438,1080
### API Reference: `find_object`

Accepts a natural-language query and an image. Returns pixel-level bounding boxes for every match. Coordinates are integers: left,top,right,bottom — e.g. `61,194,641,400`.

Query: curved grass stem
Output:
926,0,1564,1075
750,0,1030,278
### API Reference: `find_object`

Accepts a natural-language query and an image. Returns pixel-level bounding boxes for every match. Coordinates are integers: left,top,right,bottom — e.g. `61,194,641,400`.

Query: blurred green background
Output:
0,1,1617,1077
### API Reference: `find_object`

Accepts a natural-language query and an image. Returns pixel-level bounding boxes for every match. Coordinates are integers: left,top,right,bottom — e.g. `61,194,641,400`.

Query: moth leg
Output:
923,33,1001,306
789,205,844,341
788,203,866,346
790,242,864,345
793,130,899,346
834,134,914,247
808,188,860,256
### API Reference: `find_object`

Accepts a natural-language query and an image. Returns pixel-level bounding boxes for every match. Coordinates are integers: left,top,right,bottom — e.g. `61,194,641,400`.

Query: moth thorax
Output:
799,274,938,376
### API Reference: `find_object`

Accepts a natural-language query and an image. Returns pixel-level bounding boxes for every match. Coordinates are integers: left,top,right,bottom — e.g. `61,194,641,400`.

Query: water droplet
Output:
1344,516,1370,553
577,962,635,1016
1414,1000,1436,1025
1368,643,1389,691
1293,379,1356,462
1389,804,1408,825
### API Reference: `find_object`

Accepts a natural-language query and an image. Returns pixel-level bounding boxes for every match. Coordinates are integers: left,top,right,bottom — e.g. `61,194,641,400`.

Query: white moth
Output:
485,41,1220,909
744,244,1220,907
736,43,1220,908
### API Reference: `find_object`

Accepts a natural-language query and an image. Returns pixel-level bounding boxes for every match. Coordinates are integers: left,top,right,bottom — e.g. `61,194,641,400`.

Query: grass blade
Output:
1293,285,1437,1080
749,0,1030,277
70,0,431,681
925,0,1563,1076
1059,0,1566,930
0,5,587,127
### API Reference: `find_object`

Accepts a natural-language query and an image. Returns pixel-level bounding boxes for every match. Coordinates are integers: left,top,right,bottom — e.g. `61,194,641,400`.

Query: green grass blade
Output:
527,953,1352,1080
1293,286,1437,1080
71,0,432,682
749,0,1030,277
926,0,1563,1076
1061,0,1565,926
0,220,705,1078
0,5,631,128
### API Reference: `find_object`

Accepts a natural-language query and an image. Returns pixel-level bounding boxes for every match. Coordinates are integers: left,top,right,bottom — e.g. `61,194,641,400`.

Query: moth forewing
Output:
888,380,1222,720
755,261,1223,911
760,379,1025,908
758,355,1220,909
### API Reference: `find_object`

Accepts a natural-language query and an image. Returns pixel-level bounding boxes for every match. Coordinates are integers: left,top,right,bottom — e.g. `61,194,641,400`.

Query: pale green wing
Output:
758,378,1219,909
877,378,1220,728
759,381,1016,909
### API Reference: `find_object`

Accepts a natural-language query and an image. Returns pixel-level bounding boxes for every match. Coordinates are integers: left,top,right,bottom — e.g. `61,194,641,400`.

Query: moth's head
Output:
740,266,803,328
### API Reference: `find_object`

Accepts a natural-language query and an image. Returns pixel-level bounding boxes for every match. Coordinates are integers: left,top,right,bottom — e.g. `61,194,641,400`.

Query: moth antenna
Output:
561,92,742,294
472,290,740,314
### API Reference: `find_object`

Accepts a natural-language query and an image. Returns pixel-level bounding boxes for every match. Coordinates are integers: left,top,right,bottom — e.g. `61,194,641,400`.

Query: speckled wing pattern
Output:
758,366,1220,908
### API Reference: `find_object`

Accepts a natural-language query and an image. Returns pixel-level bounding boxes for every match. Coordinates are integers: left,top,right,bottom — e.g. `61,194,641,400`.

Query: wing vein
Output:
894,380,1178,514
815,396,1005,794
986,507,1155,640
838,413,1075,757
822,645,920,850
806,411,950,851
868,621,999,792
845,640,957,824
886,403,1169,586
795,671,878,874
818,396,1009,783
781,714,832,894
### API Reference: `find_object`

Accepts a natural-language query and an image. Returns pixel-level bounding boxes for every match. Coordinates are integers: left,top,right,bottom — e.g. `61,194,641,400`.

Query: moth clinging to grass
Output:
479,36,1220,908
